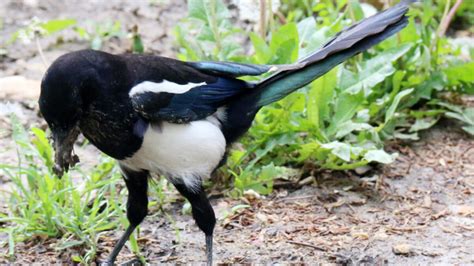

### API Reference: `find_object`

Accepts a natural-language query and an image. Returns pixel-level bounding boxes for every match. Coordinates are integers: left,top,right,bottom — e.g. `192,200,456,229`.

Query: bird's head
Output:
39,51,100,177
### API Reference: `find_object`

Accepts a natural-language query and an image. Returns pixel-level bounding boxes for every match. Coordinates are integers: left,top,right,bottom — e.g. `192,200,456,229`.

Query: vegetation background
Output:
0,0,472,264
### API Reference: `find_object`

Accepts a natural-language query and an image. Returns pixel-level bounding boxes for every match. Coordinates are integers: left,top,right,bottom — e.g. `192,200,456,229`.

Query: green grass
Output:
0,116,181,263
0,116,124,263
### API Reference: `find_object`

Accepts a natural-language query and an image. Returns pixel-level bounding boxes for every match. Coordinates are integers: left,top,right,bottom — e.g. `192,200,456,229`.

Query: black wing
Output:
128,56,302,123
130,76,253,124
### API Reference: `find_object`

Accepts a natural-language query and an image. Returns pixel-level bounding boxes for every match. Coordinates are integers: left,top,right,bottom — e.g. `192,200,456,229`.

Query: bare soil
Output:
0,0,473,265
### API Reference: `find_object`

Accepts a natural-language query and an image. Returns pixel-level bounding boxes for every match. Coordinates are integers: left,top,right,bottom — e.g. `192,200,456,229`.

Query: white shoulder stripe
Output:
129,80,206,96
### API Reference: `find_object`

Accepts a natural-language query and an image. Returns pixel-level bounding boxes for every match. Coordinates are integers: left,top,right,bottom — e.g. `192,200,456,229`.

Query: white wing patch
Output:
120,119,226,192
129,80,206,97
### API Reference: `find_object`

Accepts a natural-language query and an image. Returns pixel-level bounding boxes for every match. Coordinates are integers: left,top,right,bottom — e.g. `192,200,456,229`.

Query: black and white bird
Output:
39,1,413,265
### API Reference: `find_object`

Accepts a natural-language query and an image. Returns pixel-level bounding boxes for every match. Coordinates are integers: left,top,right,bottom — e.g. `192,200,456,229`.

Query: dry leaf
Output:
351,231,369,240
431,209,450,220
324,199,345,211
450,205,474,216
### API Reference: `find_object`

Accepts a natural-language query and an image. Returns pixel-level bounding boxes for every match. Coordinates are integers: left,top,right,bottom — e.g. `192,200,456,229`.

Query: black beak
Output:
52,126,80,177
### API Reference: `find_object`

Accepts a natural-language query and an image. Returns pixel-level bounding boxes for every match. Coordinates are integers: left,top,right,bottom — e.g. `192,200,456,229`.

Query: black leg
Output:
105,165,149,265
173,182,216,266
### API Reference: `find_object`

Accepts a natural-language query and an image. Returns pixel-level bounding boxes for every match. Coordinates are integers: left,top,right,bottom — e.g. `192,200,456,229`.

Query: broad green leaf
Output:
297,17,328,59
399,17,419,44
335,121,373,139
269,23,299,64
444,61,474,86
273,39,298,64
394,132,419,140
250,32,272,63
308,66,339,130
297,142,322,162
297,17,316,48
341,44,413,95
338,68,357,91
445,111,465,123
356,109,370,122
327,90,364,136
392,71,406,94
197,26,216,42
445,110,473,125
188,0,213,21
402,72,445,109
348,0,365,21
364,150,397,164
40,19,76,35
321,141,352,162
465,108,474,122
409,117,439,132
462,126,474,136
436,101,464,114
385,88,414,123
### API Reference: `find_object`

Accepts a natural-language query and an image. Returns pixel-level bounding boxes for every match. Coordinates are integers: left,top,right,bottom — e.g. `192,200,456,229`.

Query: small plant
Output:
174,0,244,61
129,25,145,54
0,115,179,263
0,116,124,263
8,18,77,64
75,21,125,50
175,0,473,195
437,101,474,136
9,17,77,45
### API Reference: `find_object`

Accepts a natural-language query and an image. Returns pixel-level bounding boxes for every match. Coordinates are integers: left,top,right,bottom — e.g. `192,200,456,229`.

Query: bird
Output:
38,1,413,265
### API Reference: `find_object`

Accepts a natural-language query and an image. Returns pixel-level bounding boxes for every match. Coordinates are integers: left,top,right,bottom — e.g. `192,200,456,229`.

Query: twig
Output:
268,0,274,33
387,225,427,232
275,195,315,203
437,0,463,37
259,0,267,39
287,240,327,252
35,35,48,67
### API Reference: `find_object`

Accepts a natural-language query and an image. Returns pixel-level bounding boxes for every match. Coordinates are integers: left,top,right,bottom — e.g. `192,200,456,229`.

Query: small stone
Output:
355,165,372,175
393,243,416,256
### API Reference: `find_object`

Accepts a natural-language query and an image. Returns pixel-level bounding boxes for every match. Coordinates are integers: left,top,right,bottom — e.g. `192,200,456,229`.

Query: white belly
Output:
120,119,226,190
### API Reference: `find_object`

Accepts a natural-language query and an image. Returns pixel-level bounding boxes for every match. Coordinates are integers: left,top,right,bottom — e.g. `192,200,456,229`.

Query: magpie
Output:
38,1,413,265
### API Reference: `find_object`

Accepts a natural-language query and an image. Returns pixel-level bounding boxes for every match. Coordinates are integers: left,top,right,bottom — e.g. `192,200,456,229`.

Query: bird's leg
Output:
173,182,216,266
105,165,149,265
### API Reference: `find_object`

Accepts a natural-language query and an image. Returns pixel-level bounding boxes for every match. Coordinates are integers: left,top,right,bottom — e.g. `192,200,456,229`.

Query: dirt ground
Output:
0,0,473,265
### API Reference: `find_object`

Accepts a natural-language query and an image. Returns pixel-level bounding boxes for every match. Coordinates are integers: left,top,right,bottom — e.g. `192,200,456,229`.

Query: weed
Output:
176,0,474,195
75,21,125,50
0,116,124,263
